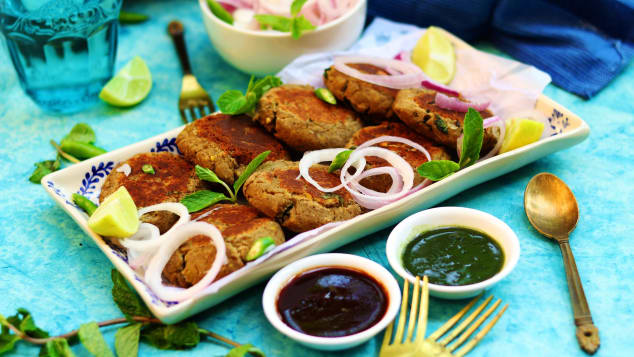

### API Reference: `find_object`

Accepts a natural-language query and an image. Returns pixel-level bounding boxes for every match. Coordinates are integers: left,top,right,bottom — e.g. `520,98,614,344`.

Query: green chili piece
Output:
246,237,276,261
315,88,337,105
119,11,149,24
60,140,107,160
207,0,234,24
72,193,98,216
142,164,155,175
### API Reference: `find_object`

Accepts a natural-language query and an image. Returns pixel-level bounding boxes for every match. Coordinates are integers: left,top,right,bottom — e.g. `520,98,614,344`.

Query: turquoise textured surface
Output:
1,1,633,356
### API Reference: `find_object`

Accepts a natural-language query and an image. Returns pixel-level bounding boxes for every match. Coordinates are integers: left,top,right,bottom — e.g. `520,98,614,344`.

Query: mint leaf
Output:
291,15,316,39
458,108,484,168
207,0,234,24
226,343,266,357
111,270,152,319
218,90,249,115
115,323,141,357
141,321,199,350
29,158,60,184
78,322,114,357
44,338,75,357
290,0,309,16
417,160,460,181
250,76,283,98
254,14,292,31
63,123,96,144
233,151,271,194
195,165,224,185
181,190,231,213
0,333,19,354
4,308,49,339
328,149,352,173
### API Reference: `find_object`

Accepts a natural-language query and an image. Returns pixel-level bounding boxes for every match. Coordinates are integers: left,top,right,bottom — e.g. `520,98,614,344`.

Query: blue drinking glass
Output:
0,0,122,113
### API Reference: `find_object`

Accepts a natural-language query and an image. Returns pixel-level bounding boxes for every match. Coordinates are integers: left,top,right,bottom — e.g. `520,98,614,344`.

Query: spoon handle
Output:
559,240,600,354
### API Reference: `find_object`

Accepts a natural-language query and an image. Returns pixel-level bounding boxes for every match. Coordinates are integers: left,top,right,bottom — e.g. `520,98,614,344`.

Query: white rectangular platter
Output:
42,93,588,323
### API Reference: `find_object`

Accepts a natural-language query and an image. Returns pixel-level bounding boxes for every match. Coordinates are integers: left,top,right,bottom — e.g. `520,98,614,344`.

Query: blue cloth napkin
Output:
367,0,634,99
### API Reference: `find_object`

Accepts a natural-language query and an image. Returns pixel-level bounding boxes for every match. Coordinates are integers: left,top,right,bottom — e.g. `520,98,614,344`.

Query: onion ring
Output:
144,222,227,302
138,202,190,236
479,120,506,161
435,92,490,112
298,148,366,192
356,135,432,162
348,166,403,196
422,80,459,96
333,56,426,89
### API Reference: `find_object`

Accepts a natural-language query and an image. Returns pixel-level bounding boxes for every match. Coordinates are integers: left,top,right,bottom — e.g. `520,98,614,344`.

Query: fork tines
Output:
380,276,508,357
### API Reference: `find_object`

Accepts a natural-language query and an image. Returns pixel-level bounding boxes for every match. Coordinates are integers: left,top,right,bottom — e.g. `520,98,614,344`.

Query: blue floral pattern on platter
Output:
134,275,179,307
548,108,570,135
150,137,181,154
47,181,77,208
77,161,115,200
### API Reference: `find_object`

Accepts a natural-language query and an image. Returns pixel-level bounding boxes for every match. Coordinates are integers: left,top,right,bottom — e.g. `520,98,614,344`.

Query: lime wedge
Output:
88,186,139,238
411,26,455,84
99,56,152,107
499,118,545,154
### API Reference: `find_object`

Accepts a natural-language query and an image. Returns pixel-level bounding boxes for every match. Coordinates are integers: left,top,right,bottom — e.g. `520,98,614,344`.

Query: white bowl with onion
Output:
199,0,367,75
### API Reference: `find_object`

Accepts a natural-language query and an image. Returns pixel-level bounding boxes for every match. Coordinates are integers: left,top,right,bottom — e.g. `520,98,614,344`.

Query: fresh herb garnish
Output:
142,164,155,175
0,270,265,356
218,76,282,115
29,157,60,184
30,123,107,183
119,11,149,24
254,0,316,39
328,149,353,173
417,108,484,181
72,194,98,216
181,151,271,212
315,88,337,105
207,0,234,25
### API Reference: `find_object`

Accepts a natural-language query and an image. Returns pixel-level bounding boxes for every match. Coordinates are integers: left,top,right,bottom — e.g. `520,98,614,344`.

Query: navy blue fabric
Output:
367,0,634,99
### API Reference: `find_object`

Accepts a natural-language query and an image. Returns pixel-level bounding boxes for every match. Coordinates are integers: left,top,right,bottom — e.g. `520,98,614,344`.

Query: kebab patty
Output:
100,152,205,234
243,160,362,233
392,88,499,153
324,64,398,120
346,122,452,192
253,84,363,151
176,113,290,185
162,204,285,288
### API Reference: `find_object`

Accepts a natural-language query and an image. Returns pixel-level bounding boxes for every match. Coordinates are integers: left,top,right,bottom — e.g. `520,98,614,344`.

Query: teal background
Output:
1,0,633,356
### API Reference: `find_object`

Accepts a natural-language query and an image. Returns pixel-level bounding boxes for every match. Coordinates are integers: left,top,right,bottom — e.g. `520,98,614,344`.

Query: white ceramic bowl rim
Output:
262,253,400,347
386,207,520,294
199,0,366,37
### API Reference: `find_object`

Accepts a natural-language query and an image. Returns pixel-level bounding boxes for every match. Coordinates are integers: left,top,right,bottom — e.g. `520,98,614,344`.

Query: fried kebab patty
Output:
324,64,398,120
392,88,499,153
346,122,452,192
100,152,205,234
243,160,362,233
162,203,285,288
253,84,363,151
176,113,290,185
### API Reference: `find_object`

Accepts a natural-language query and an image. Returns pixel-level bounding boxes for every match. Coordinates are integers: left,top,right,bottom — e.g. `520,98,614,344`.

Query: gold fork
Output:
379,276,508,357
168,20,215,124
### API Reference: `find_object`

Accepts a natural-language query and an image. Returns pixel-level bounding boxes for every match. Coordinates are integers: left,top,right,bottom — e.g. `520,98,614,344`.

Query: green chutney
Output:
402,227,504,286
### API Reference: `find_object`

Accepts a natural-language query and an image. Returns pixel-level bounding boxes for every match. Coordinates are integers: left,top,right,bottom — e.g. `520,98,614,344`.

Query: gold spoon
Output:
524,173,599,354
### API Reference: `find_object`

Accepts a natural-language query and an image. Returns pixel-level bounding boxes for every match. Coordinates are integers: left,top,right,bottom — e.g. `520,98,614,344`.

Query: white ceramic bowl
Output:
262,253,400,350
386,207,520,299
198,0,367,75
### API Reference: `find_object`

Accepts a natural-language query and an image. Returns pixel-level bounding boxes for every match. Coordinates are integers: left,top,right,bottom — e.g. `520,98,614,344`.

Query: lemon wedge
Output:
499,118,545,154
88,186,139,238
99,56,152,107
412,26,456,84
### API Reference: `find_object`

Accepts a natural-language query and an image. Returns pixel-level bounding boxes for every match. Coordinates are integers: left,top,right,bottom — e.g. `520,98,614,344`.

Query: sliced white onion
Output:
138,202,190,236
298,148,366,193
116,163,131,176
479,120,506,161
422,80,459,96
121,223,161,270
356,135,432,162
435,92,490,112
349,166,403,196
483,116,502,128
341,147,414,209
333,56,426,89
144,222,227,302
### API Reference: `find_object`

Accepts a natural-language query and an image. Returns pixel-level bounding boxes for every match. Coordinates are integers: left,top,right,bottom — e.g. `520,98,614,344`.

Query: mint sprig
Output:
0,270,265,356
254,0,316,39
181,151,271,212
218,76,282,115
417,108,485,181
